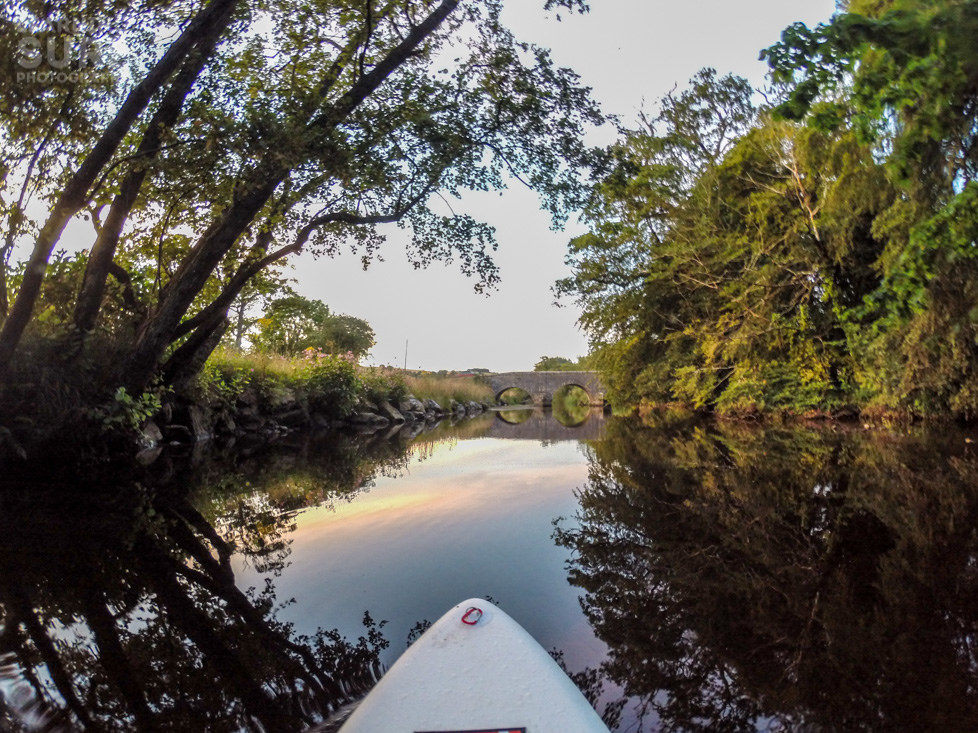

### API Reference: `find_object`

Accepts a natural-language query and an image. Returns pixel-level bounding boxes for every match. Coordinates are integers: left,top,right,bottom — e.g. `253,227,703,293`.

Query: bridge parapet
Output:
486,371,606,406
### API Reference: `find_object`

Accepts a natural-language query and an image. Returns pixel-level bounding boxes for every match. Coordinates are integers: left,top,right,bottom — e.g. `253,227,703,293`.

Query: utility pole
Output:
404,339,408,371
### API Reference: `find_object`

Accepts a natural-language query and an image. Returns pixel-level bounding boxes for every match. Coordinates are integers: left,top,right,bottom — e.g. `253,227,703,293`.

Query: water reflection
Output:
0,414,597,731
551,385,592,427
495,408,534,425
7,410,975,731
555,413,978,731
231,418,600,678
489,407,606,442
0,428,434,731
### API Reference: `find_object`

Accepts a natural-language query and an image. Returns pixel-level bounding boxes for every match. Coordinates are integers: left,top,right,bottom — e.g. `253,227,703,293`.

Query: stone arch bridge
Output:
486,371,606,406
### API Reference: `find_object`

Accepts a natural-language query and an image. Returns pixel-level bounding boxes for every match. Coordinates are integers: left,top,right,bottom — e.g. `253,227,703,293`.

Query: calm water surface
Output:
2,410,977,731
234,428,602,673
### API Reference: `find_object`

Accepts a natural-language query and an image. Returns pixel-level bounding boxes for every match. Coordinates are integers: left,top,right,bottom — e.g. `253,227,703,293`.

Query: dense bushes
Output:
560,2,978,420
195,350,375,420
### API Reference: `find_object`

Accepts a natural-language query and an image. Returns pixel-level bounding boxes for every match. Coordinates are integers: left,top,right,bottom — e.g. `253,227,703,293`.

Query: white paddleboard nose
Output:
339,597,610,732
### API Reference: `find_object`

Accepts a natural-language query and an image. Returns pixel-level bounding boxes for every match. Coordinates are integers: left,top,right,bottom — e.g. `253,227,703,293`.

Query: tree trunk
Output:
1,95,71,323
0,268,7,321
124,172,286,393
72,3,235,337
3,584,95,729
135,536,295,730
158,507,333,697
81,589,157,730
171,239,296,343
233,297,246,349
0,0,239,382
161,314,230,392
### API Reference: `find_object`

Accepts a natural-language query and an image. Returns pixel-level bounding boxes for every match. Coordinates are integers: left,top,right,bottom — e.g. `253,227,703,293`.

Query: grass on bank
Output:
401,373,494,406
195,349,494,419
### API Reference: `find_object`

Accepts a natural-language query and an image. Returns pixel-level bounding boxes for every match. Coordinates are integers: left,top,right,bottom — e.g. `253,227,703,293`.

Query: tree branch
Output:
107,261,145,315
124,0,460,393
0,0,240,381
170,185,433,343
73,2,236,337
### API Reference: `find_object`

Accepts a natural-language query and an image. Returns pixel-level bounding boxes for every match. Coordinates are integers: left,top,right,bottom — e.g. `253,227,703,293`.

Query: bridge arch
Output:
486,371,606,407
494,385,533,405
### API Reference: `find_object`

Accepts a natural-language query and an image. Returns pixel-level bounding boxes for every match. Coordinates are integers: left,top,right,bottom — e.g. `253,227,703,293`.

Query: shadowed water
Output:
556,413,978,731
1,409,976,731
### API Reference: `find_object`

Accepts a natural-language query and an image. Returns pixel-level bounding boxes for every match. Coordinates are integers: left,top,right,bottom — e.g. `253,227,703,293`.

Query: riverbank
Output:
0,348,497,468
140,350,497,449
631,399,972,429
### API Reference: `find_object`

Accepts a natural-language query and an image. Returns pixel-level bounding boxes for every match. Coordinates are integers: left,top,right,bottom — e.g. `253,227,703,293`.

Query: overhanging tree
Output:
0,0,600,408
558,66,896,413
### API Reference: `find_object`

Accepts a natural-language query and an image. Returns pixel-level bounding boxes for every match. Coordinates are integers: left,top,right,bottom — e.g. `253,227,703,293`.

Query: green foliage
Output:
197,348,360,419
533,355,590,371
3,250,146,340
765,1,978,198
85,386,163,434
562,8,978,419
303,356,361,418
251,294,375,359
534,356,573,371
758,0,978,418
359,368,409,405
195,365,243,410
848,182,978,417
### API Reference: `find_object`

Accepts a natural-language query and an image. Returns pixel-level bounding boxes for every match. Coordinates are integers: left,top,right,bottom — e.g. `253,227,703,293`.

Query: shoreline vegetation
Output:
558,5,978,424
0,346,498,466
154,348,498,445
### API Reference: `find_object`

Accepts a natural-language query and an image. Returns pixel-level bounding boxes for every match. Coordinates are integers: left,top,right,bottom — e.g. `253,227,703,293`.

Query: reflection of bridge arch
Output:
487,408,606,441
552,401,589,428
487,371,606,407
495,409,533,425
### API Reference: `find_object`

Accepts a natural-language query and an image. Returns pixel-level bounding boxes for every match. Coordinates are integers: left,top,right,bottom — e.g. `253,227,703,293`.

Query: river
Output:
1,409,977,731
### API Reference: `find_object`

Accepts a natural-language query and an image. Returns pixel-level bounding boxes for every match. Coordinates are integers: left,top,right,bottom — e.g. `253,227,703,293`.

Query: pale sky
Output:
293,0,838,372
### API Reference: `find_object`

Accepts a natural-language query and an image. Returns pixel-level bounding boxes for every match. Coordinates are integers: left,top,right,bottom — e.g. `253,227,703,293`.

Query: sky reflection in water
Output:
234,433,605,675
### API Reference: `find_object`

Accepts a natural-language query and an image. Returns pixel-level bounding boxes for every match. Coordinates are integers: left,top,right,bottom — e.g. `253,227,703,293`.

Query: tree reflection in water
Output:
0,425,448,732
551,385,591,427
555,414,978,732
